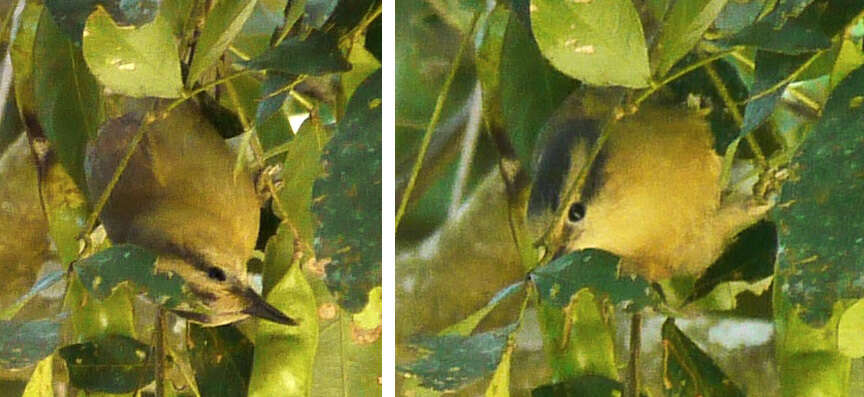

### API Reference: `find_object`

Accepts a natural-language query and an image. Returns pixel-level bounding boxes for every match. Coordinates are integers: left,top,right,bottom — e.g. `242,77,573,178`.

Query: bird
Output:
527,103,771,282
84,100,296,326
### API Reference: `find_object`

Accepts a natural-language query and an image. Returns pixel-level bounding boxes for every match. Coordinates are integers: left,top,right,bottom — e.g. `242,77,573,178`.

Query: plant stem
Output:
394,11,481,234
626,313,642,397
154,308,166,397
633,49,735,107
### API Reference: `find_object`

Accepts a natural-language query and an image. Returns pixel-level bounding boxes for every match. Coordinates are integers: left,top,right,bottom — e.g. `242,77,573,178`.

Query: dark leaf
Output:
188,324,254,397
531,249,657,310
255,72,296,127
717,5,830,54
686,221,777,305
532,375,626,397
662,318,745,396
59,334,153,393
399,323,517,392
186,0,258,84
321,0,379,36
0,319,62,369
741,51,811,136
313,71,381,312
74,244,201,312
243,30,351,75
773,64,864,326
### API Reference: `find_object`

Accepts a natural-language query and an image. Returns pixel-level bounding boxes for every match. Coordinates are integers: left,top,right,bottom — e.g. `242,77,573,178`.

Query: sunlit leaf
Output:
651,0,729,77
838,298,864,358
22,355,54,397
530,0,650,88
83,6,183,98
249,226,319,397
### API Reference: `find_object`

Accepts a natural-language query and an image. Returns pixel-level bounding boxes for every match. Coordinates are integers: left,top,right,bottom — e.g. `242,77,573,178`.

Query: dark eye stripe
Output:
207,266,227,282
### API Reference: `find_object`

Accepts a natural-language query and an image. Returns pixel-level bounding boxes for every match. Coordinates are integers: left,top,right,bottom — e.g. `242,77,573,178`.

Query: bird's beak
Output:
242,289,298,325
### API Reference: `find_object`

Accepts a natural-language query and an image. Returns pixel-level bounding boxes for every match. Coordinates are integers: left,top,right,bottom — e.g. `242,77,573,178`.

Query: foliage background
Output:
396,0,864,396
0,0,381,396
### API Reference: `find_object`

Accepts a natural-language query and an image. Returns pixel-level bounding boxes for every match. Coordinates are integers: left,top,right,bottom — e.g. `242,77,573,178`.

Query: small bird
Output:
528,104,770,281
85,101,295,326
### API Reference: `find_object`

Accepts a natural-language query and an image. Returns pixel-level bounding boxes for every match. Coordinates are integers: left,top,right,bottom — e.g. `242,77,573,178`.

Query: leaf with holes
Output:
59,334,153,393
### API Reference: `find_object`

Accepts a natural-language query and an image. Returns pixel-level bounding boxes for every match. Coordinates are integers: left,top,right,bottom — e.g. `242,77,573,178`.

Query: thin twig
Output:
394,11,481,233
633,49,736,107
744,50,825,103
704,62,769,170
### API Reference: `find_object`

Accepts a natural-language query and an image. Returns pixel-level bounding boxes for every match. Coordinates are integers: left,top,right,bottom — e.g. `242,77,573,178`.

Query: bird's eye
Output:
567,202,586,223
207,266,227,282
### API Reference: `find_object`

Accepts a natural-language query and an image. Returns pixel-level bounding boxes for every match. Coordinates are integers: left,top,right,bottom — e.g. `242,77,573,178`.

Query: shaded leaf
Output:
255,72,296,126
773,65,864,325
74,244,202,312
500,11,576,165
249,226,319,397
685,221,777,305
532,375,624,397
83,6,183,98
652,0,729,77
59,334,153,393
243,30,351,75
187,0,259,84
530,0,650,88
662,318,745,397
400,323,517,392
45,0,159,43
0,319,62,369
530,249,656,310
188,324,254,397
313,71,381,312
741,51,810,136
33,9,103,189
718,6,830,54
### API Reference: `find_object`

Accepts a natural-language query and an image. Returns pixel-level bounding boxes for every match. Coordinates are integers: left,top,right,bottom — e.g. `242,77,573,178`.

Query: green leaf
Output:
74,244,202,312
0,319,62,369
188,324,254,397
255,72,296,125
187,0,259,85
248,225,319,397
530,0,650,88
718,8,830,54
313,71,382,312
45,0,160,43
22,355,54,397
475,5,509,126
83,6,183,98
685,221,777,305
275,118,333,254
484,342,513,397
33,9,104,189
773,64,864,326
499,13,576,168
531,249,656,310
652,0,729,77
531,375,624,397
661,318,746,397
830,39,864,91
838,298,864,358
65,273,136,342
440,282,525,337
741,51,810,136
242,30,351,75
0,271,64,320
59,334,153,393
400,323,518,392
